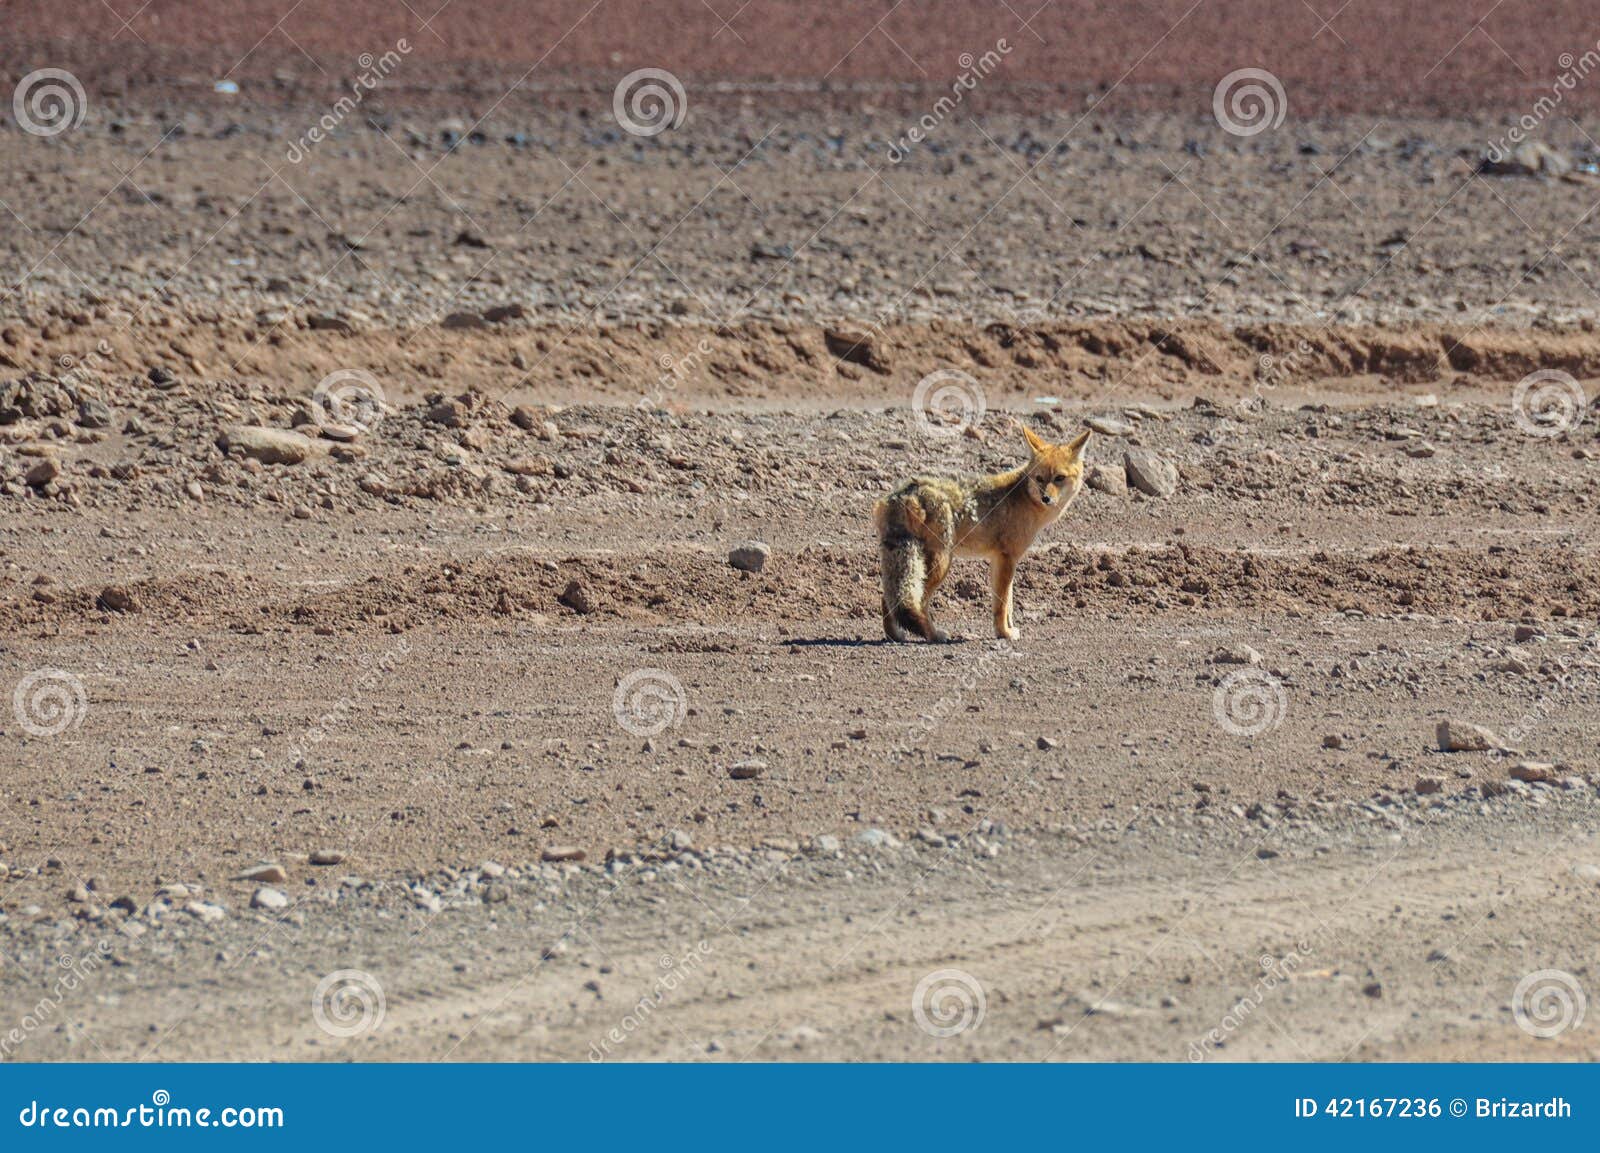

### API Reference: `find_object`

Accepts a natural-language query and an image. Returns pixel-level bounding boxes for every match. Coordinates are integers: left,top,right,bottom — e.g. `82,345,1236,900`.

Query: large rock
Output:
1124,448,1177,497
222,425,320,465
728,541,771,573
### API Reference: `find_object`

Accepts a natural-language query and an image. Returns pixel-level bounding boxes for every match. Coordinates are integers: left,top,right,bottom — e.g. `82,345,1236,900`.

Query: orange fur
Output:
875,424,1091,642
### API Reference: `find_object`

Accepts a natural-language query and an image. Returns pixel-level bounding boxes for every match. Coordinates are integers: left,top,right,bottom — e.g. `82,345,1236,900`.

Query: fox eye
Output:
1052,474,1066,485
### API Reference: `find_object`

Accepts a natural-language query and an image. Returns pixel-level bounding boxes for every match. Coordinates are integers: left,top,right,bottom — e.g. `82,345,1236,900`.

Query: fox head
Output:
1021,424,1092,509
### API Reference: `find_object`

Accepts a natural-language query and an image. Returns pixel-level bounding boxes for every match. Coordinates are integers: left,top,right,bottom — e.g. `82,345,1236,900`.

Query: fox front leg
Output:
990,554,1018,640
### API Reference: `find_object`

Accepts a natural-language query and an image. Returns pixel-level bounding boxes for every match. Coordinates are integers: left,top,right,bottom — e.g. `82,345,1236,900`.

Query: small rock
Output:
558,580,594,614
24,457,60,488
1321,734,1342,750
235,863,288,884
425,398,468,427
1414,775,1445,795
1036,735,1057,750
1213,645,1262,666
250,887,289,910
728,759,766,780
812,834,842,854
822,327,890,374
542,845,586,863
728,541,771,573
1510,761,1556,783
1084,463,1126,496
442,311,487,330
1086,416,1135,437
222,425,319,466
1435,718,1496,752
97,585,137,613
185,901,227,923
309,849,345,866
1124,447,1178,497
669,829,694,852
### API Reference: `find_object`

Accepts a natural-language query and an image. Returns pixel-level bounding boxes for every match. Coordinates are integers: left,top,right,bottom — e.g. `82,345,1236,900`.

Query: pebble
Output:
309,849,345,865
541,846,586,862
728,759,766,780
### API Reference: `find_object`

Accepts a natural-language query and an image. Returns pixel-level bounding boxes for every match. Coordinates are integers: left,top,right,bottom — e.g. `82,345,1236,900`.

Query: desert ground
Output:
2,2,1599,1062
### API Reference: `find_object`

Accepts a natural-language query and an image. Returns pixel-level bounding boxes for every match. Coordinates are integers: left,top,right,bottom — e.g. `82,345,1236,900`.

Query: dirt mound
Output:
8,540,1598,638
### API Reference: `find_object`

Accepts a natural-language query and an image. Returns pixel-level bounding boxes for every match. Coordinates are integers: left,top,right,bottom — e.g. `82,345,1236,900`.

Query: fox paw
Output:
996,625,1019,641
927,626,952,643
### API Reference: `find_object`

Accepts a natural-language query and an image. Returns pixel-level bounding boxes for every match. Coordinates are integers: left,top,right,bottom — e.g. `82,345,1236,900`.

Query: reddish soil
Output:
4,0,1599,115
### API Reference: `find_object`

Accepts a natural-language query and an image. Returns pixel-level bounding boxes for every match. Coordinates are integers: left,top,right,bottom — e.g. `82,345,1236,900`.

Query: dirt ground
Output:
3,5,1600,1062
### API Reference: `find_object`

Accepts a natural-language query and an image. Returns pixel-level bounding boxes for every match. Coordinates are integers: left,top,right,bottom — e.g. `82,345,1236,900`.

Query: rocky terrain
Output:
3,3,1600,1063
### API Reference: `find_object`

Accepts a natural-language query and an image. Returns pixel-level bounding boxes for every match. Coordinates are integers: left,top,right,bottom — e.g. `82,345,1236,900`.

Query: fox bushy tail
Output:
879,534,930,639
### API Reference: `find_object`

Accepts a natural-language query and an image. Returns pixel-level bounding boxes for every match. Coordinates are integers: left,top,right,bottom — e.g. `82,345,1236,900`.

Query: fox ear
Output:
1021,423,1049,456
1065,428,1092,458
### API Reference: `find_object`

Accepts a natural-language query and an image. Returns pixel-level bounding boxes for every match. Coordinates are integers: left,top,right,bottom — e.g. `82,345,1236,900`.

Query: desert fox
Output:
874,423,1091,642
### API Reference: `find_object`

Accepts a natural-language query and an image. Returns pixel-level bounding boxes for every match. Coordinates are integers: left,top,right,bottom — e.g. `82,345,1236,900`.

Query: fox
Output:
873,422,1092,643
